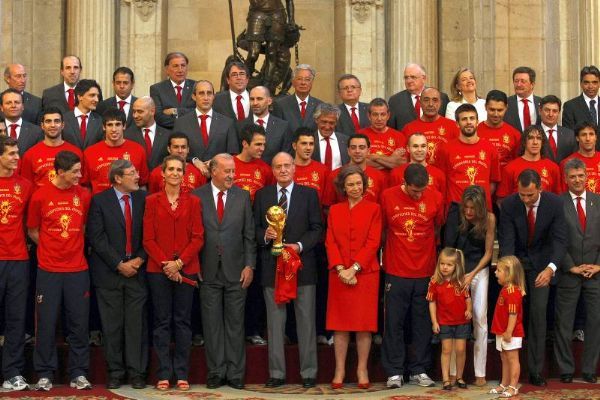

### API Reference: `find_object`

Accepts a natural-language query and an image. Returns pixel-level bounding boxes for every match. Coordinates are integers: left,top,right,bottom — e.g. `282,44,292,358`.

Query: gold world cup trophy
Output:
266,205,286,256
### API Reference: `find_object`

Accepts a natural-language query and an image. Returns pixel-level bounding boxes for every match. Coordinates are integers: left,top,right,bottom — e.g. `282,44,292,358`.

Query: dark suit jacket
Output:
124,124,170,169
387,89,450,131
254,184,323,287
213,90,245,121
499,191,567,272
504,94,542,133
336,102,370,136
311,131,350,166
239,114,291,164
62,110,104,149
15,120,43,156
562,94,597,131
42,83,71,114
1,92,43,124
149,79,196,129
86,188,147,289
272,94,322,134
540,125,577,164
173,110,239,161
96,96,137,128
193,184,256,283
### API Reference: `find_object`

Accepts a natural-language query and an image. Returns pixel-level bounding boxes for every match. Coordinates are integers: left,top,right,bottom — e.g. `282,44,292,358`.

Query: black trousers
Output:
0,260,28,378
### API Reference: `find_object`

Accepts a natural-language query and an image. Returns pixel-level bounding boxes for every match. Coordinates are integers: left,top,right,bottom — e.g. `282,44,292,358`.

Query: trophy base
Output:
271,244,284,256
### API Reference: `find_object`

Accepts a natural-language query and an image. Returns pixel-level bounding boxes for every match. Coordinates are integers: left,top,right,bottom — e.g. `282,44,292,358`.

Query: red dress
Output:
325,199,382,331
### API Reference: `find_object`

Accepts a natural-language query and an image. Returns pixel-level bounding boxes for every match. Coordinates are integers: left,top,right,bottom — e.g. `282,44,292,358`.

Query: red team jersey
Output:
233,157,274,202
477,122,521,168
294,160,328,202
381,186,444,278
496,157,561,197
148,163,206,194
20,141,83,189
426,279,471,326
402,117,460,166
83,140,149,194
323,165,387,206
359,127,407,156
389,163,446,202
0,175,33,260
491,285,525,337
27,183,91,272
560,152,600,193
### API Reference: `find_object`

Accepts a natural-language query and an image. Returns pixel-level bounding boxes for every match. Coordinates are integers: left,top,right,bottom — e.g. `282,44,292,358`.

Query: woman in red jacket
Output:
325,164,382,389
143,155,204,391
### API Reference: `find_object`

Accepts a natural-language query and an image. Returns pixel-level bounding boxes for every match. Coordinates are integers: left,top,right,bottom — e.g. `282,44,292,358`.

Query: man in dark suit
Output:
554,158,600,384
387,63,450,131
192,153,256,390
499,169,567,386
96,67,137,128
149,52,195,129
239,86,290,165
538,95,576,163
173,80,239,164
62,79,103,149
272,64,323,134
504,66,542,133
0,88,43,155
254,152,323,388
86,160,147,390
124,96,169,170
562,66,600,130
42,55,82,114
311,103,349,169
335,74,370,136
213,61,250,122
3,64,41,124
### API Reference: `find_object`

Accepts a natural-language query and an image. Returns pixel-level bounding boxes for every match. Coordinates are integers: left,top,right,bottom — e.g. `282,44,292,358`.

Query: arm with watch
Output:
337,262,361,285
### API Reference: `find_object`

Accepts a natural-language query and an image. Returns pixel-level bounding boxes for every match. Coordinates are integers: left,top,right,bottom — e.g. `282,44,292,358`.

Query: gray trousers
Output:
524,268,550,375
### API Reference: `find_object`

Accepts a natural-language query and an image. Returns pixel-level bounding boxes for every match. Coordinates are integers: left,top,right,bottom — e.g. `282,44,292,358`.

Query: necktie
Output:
577,196,586,232
547,129,557,157
278,188,288,214
590,100,598,124
122,194,132,255
144,128,152,155
176,85,182,104
9,124,17,139
118,100,126,111
350,107,360,132
521,98,532,130
67,88,75,110
527,206,535,245
80,114,88,140
236,95,245,121
199,115,209,146
257,118,265,127
324,136,333,170
300,101,307,119
414,95,421,118
217,191,225,223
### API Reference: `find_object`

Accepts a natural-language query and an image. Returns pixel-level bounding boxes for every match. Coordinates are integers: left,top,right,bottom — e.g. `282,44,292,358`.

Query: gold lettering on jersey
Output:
73,196,80,207
404,219,416,242
311,171,319,182
59,214,72,238
466,166,478,185
0,201,12,224
123,152,130,161
479,150,486,161
428,176,433,186
254,169,262,180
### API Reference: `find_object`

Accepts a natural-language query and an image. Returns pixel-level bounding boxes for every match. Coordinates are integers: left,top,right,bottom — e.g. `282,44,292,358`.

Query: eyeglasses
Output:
294,77,313,82
404,75,423,81
229,72,247,78
339,85,360,91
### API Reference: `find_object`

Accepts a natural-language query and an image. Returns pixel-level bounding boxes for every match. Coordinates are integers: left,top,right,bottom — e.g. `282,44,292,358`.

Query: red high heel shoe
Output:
331,381,343,389
357,382,371,389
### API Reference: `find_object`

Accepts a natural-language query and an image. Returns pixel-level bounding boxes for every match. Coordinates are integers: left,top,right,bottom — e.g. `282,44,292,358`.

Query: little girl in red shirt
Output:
427,247,472,390
489,255,526,398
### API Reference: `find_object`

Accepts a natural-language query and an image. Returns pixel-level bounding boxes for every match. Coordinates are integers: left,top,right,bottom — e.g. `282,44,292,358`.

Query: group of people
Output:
0,52,599,396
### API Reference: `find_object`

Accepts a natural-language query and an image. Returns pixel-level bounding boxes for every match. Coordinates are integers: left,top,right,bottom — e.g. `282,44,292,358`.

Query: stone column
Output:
66,0,117,95
386,0,438,97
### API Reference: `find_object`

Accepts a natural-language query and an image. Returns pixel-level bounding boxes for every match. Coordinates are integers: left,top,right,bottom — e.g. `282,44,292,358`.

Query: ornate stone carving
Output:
123,0,157,22
351,0,383,23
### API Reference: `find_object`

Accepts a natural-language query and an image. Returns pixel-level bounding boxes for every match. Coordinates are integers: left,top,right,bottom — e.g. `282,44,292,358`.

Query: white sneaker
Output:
386,375,404,388
2,375,28,391
409,373,435,387
70,375,92,390
34,377,52,391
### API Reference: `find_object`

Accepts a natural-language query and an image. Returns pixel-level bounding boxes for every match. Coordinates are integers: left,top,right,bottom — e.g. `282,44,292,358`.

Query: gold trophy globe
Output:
266,205,286,256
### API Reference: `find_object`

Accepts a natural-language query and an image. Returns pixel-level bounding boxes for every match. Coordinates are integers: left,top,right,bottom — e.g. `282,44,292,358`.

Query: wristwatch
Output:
352,262,361,272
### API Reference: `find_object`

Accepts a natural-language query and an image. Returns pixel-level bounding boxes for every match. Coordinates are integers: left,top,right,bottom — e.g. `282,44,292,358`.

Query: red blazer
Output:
143,191,204,274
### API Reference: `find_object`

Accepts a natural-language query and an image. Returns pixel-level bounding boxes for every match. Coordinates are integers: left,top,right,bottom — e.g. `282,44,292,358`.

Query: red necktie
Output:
257,119,265,127
176,85,182,104
414,95,421,118
324,136,333,170
577,196,586,232
521,98,532,130
199,115,209,146
217,191,225,223
350,107,360,132
80,114,88,140
9,124,17,139
122,194,132,255
548,129,557,157
118,100,126,111
527,206,535,245
236,95,245,121
67,88,75,110
300,101,307,119
144,128,152,155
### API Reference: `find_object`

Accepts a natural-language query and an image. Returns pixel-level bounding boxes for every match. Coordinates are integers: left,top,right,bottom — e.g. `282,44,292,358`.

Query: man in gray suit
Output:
336,74,370,136
213,62,250,122
42,55,82,114
193,154,255,390
62,79,104,149
311,103,349,169
173,80,239,165
96,67,137,128
0,89,43,155
124,97,169,170
555,158,600,384
272,64,323,133
149,52,196,129
538,95,576,163
3,64,41,124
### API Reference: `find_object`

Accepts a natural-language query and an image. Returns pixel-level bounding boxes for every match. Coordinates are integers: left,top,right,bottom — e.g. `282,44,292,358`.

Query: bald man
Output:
42,56,83,114
3,64,42,124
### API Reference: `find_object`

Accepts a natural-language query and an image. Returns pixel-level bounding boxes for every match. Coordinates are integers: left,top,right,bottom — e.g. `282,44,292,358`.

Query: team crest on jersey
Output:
13,184,21,195
498,296,504,306
503,134,510,144
48,169,57,182
123,152,130,161
73,196,80,207
188,174,195,184
541,168,548,178
368,177,374,188
479,151,486,161
418,202,426,214
388,137,395,146
438,126,446,136
254,169,261,180
428,176,433,186
311,171,319,182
